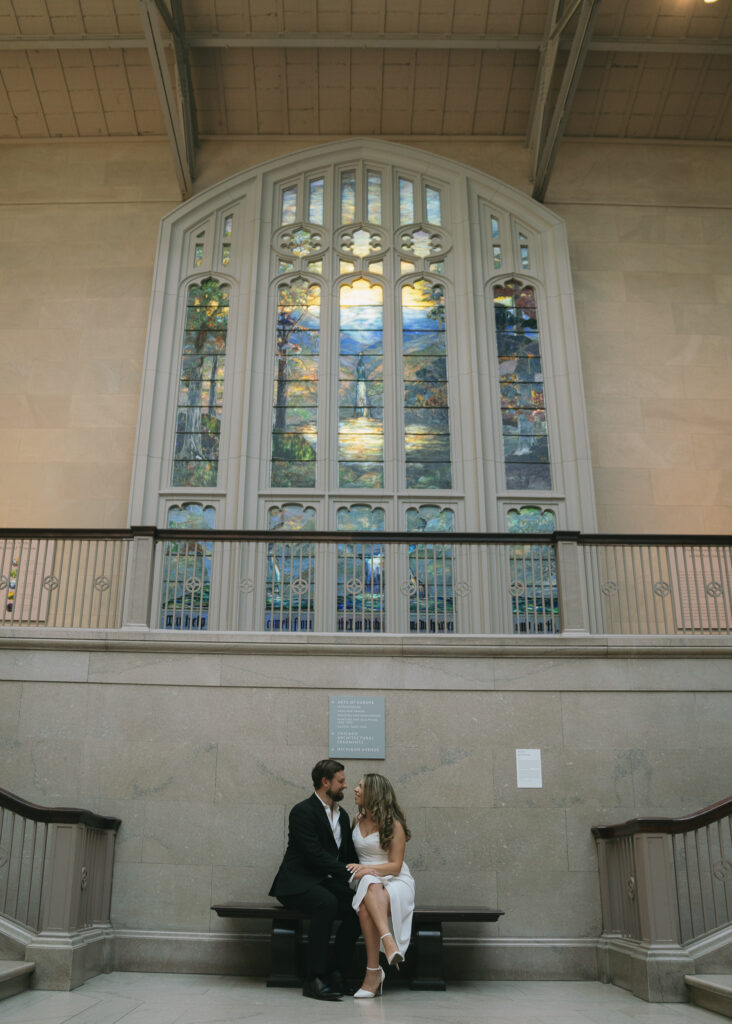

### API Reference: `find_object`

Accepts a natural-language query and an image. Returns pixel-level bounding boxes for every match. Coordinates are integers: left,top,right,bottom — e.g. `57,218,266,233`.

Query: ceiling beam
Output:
1,32,730,55
531,0,603,203
137,0,195,198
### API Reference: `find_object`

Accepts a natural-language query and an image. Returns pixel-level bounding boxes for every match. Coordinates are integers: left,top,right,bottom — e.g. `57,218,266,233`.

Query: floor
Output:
1,975,724,1024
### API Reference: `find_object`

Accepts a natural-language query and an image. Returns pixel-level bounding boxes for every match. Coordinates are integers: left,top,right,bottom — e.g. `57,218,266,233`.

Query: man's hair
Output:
311,758,344,789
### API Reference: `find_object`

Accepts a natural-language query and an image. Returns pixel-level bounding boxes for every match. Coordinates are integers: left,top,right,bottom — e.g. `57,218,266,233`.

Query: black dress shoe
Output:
328,970,355,996
303,976,342,1001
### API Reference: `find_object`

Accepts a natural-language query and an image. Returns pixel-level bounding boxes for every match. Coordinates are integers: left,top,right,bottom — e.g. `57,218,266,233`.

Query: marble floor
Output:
0,975,725,1024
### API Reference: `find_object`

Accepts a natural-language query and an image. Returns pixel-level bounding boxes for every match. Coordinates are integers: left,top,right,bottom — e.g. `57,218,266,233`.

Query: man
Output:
270,759,361,1001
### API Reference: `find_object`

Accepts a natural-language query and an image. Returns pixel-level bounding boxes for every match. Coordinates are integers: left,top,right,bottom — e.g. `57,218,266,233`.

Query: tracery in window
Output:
160,503,214,630
265,503,316,631
271,279,320,487
402,280,451,489
406,504,454,632
337,504,385,632
172,278,228,487
338,278,384,488
494,280,550,491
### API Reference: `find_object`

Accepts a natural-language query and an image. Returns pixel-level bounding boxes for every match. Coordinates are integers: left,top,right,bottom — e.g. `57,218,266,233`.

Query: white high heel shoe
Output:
380,932,404,968
354,966,384,998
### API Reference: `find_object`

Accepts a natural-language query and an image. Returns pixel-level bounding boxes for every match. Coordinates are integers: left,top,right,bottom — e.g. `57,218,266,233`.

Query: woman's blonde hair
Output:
358,773,411,851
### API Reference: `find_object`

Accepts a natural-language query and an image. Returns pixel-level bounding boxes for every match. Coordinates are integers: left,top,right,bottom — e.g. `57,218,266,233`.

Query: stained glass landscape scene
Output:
402,280,451,489
271,280,320,487
494,282,551,490
337,505,385,631
172,279,228,487
338,279,384,488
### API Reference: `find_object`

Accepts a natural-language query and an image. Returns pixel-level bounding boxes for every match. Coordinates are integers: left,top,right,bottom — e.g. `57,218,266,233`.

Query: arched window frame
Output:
131,140,596,548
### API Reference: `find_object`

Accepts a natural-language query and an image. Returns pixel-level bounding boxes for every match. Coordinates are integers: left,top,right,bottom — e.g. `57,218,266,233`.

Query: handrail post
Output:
634,832,681,946
554,531,589,635
121,526,156,630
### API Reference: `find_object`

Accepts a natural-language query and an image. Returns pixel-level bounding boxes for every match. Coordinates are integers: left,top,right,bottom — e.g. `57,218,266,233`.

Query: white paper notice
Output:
516,748,543,788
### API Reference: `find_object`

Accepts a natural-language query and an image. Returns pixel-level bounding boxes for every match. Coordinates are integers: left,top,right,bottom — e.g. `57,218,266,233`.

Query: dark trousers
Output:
279,878,360,980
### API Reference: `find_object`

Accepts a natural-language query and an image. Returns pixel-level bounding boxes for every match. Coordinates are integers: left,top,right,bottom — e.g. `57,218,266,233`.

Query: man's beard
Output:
328,788,344,802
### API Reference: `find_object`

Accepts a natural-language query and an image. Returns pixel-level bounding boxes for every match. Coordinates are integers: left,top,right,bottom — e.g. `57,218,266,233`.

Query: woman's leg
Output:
356,903,382,993
361,882,400,963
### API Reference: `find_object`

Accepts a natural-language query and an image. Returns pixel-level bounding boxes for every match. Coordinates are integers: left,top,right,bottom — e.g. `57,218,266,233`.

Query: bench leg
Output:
410,918,447,991
266,918,302,988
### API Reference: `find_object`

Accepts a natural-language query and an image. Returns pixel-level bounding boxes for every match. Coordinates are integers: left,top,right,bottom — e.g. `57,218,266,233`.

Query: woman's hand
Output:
347,863,372,880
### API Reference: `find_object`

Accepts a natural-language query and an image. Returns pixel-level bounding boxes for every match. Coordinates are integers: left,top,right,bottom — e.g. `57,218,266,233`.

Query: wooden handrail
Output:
591,794,732,839
0,786,121,832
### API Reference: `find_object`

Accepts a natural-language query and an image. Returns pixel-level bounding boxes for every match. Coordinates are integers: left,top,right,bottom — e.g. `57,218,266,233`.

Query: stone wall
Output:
0,137,730,532
1,634,731,977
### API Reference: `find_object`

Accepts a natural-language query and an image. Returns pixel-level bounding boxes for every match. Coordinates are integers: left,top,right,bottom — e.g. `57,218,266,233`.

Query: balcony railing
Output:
0,528,730,636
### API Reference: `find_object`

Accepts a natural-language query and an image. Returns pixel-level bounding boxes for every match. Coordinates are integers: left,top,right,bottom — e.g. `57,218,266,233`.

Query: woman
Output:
347,773,415,998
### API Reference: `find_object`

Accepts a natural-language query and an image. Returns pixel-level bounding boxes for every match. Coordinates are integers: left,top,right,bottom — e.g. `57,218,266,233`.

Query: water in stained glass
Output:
271,280,320,488
425,186,442,225
399,178,414,225
309,178,325,224
281,186,297,225
367,171,382,224
336,504,385,632
341,171,356,224
160,503,215,630
338,279,384,488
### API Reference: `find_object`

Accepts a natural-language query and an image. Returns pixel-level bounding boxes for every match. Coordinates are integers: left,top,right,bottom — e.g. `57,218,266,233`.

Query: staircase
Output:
685,926,732,1018
0,960,34,1002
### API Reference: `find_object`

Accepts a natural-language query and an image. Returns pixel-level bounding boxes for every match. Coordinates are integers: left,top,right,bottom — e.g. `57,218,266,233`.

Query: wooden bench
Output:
212,901,503,991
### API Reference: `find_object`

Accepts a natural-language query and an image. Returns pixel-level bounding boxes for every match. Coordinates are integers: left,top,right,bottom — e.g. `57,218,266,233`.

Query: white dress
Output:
351,826,415,955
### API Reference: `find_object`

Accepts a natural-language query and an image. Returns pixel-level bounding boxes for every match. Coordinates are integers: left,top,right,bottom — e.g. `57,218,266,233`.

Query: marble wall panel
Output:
111,863,213,931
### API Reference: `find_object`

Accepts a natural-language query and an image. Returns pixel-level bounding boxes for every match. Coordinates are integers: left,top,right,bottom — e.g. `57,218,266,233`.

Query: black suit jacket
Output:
270,793,357,899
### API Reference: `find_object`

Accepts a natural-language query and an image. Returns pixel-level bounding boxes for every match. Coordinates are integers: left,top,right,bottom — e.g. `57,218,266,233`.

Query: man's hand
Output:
347,863,371,880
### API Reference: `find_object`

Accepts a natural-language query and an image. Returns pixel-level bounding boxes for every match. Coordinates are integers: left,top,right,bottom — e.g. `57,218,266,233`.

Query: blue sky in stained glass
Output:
399,178,414,224
281,186,297,224
168,503,215,529
269,504,317,530
367,172,382,224
425,186,441,225
341,171,356,223
407,506,454,532
309,179,324,224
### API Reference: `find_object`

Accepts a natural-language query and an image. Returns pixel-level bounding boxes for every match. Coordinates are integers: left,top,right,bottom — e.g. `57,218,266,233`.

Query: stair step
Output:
685,975,732,1019
0,959,34,1002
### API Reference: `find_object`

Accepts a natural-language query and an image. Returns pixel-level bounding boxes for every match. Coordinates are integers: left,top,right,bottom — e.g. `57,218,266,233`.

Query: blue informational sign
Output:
329,695,386,759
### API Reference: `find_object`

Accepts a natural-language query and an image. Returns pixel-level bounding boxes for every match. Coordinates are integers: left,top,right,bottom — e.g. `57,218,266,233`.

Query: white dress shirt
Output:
315,793,342,848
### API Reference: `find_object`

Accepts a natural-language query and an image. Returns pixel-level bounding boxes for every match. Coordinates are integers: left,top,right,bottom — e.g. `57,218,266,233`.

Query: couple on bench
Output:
269,758,414,1001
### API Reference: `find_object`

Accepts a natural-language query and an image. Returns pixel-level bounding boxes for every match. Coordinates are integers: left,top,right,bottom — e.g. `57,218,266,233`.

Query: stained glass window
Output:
519,232,530,270
280,228,323,257
307,258,323,273
491,216,502,270
425,186,442,225
172,279,228,487
337,504,385,632
401,228,442,259
160,503,214,630
341,171,356,224
278,260,294,273
507,506,558,633
223,215,233,238
193,235,204,268
494,281,551,490
271,280,320,487
265,503,316,631
369,260,384,275
309,178,325,224
281,186,297,225
400,259,415,274
338,279,384,488
367,171,382,224
402,280,451,489
399,178,414,225
222,244,230,266
406,504,454,632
